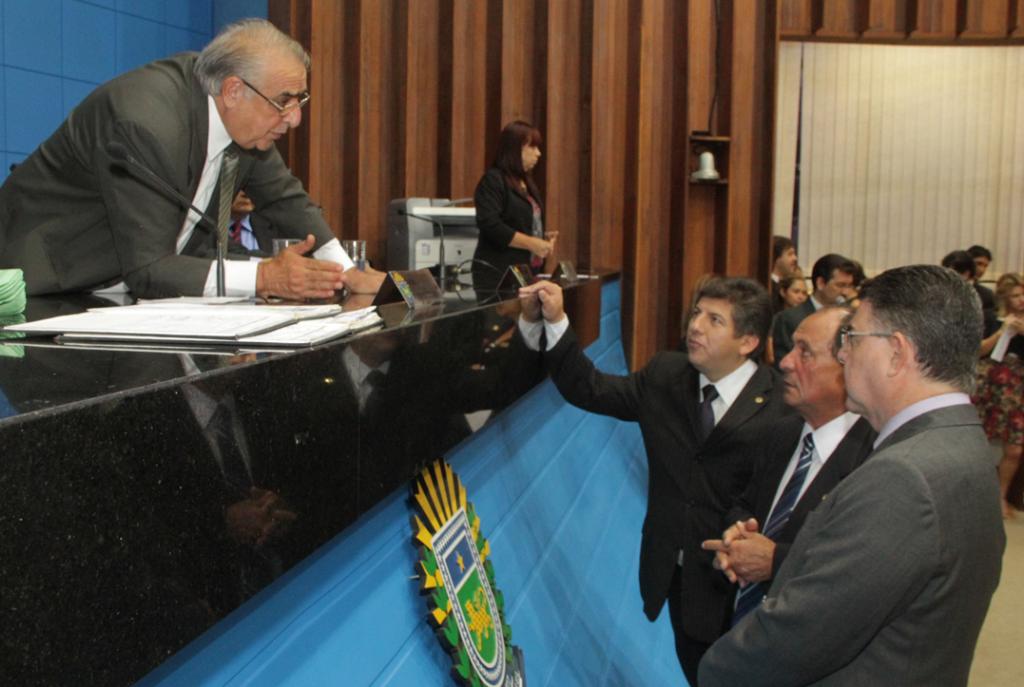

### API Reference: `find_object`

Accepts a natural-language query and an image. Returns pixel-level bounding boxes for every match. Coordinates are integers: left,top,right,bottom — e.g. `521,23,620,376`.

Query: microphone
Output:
105,141,227,296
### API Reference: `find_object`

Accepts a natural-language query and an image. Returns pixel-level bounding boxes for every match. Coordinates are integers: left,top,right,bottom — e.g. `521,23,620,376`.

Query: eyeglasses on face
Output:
837,323,893,349
239,77,310,115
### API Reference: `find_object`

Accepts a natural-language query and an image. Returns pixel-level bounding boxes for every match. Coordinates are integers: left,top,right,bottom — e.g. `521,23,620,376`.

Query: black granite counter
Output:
0,277,607,686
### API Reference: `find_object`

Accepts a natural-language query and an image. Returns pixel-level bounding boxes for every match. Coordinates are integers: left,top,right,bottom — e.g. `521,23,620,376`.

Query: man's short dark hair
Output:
772,235,795,262
967,245,993,261
941,250,976,279
810,253,857,291
695,277,772,359
858,265,981,393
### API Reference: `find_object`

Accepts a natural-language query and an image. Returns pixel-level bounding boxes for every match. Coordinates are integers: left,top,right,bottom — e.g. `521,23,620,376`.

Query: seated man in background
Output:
228,190,273,254
702,307,875,625
517,277,789,685
769,235,799,303
700,265,1004,687
772,253,856,365
0,19,382,299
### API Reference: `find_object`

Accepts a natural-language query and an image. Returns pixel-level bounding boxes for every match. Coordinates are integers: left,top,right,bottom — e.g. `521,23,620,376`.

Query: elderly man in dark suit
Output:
771,253,856,365
701,306,875,624
700,265,1005,687
0,19,382,299
517,276,790,685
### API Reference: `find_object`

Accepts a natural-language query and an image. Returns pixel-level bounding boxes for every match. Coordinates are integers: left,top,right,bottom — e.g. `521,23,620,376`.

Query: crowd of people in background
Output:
769,237,1023,520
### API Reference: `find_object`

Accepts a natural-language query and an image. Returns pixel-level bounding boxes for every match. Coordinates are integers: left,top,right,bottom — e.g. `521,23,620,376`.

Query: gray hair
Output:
858,264,982,393
194,19,310,96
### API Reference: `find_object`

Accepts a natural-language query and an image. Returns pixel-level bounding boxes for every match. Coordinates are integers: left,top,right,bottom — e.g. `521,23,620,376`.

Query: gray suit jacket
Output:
699,403,1004,686
0,54,334,298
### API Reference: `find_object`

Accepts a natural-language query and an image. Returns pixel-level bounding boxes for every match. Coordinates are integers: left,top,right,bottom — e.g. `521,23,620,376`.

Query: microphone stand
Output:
105,142,228,296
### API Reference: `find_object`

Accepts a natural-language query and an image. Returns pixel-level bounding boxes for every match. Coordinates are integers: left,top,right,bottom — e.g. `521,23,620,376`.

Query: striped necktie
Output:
214,149,239,295
732,432,816,625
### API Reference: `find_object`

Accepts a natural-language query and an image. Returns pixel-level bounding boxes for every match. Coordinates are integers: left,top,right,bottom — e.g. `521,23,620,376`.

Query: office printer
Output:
386,198,477,272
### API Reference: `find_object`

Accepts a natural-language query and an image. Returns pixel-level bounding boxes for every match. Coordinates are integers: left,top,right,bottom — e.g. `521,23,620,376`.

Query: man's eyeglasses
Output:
240,78,310,115
837,324,893,349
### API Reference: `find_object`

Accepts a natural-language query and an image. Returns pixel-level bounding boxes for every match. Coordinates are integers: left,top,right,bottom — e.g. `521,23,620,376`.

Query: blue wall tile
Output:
116,13,165,73
213,0,265,34
0,0,265,167
3,0,62,75
165,26,206,55
63,1,116,84
62,78,95,118
116,0,164,23
5,68,63,153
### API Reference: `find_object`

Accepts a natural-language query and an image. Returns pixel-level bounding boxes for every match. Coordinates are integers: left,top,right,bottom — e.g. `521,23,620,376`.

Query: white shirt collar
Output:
809,294,823,311
699,358,759,408
806,411,861,464
206,95,233,161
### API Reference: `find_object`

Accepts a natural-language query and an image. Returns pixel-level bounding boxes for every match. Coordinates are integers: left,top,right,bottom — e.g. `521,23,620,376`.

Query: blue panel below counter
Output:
137,279,686,686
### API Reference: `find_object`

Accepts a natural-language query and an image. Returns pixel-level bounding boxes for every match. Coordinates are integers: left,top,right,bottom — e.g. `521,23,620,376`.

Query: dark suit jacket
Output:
0,53,334,297
545,328,791,643
471,168,542,291
700,404,1005,687
726,414,876,584
771,299,815,366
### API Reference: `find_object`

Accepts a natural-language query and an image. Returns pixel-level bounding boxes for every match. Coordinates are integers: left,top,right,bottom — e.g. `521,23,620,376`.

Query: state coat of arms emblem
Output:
410,461,525,687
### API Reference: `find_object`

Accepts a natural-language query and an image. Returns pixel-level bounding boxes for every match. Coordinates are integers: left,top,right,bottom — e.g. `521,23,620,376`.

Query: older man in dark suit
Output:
518,276,790,685
700,265,1005,687
701,307,875,624
0,19,381,299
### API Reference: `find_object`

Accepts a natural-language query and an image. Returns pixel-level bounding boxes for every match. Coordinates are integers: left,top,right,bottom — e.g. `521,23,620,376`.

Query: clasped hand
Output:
701,517,776,587
518,280,566,324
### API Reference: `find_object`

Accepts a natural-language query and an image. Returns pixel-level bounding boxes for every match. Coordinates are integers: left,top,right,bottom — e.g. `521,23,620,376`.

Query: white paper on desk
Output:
240,311,383,346
103,302,343,321
133,296,253,306
7,306,296,339
991,329,1012,362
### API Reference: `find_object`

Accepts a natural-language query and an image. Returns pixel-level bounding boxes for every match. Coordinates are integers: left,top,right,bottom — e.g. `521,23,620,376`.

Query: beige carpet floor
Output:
970,517,1024,686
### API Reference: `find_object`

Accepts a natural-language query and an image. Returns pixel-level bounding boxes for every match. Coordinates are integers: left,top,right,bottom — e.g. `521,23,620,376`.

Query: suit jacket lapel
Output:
785,417,875,531
676,363,705,442
755,417,805,522
705,364,774,449
187,73,209,196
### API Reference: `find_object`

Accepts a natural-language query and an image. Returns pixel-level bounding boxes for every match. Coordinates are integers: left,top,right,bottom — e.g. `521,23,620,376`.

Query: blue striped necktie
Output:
732,432,816,625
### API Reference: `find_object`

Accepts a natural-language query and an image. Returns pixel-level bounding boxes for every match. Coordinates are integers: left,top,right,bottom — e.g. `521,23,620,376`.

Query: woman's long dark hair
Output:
493,120,542,200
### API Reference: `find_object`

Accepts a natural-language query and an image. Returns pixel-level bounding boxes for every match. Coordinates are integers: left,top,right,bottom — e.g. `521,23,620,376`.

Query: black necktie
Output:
699,384,719,440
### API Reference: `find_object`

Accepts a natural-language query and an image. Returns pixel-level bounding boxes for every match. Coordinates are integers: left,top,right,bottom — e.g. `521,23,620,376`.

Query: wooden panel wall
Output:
271,0,778,369
780,0,1024,42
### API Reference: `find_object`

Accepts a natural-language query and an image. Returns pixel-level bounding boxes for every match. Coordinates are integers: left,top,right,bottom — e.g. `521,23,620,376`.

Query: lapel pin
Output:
754,396,765,404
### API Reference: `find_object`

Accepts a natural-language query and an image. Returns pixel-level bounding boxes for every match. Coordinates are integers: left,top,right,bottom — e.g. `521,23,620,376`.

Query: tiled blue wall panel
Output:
137,279,689,687
62,1,117,84
0,0,266,184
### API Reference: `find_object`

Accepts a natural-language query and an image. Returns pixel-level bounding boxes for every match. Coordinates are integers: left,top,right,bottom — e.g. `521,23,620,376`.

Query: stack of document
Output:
2,300,383,348
0,269,26,317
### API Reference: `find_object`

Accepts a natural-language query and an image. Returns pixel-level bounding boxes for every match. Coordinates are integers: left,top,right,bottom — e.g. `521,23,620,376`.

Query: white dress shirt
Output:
180,96,352,297
766,411,862,518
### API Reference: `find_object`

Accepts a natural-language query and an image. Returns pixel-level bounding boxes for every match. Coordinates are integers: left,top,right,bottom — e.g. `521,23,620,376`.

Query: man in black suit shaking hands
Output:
518,277,789,685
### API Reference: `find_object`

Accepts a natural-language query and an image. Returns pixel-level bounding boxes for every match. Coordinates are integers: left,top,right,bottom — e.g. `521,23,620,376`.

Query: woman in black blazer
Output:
471,121,555,291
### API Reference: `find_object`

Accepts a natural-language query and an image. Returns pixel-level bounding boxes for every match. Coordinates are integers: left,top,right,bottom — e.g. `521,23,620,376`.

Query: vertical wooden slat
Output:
779,0,815,36
404,0,441,196
960,0,1011,37
816,0,861,37
589,0,629,274
545,0,584,270
1012,0,1024,37
449,0,490,200
909,0,958,39
862,0,910,38
501,0,537,125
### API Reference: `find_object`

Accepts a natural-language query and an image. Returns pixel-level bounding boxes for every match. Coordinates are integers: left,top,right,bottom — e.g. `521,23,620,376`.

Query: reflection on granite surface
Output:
0,286,558,686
